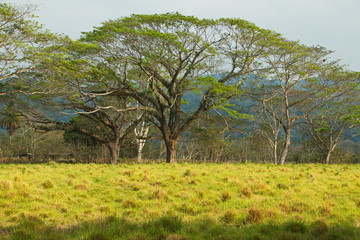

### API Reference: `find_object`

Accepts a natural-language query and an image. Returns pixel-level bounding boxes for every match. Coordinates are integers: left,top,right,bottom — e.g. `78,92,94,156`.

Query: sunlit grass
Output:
0,163,359,239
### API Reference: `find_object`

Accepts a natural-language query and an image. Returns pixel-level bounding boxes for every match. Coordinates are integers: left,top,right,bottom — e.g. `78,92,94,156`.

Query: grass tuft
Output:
246,208,264,224
221,191,231,202
284,221,307,233
122,200,137,208
178,203,196,215
279,201,309,214
74,184,87,190
152,189,166,200
277,183,289,190
310,220,328,237
220,210,237,224
242,187,253,198
183,169,197,177
41,179,54,189
318,204,332,216
0,180,13,191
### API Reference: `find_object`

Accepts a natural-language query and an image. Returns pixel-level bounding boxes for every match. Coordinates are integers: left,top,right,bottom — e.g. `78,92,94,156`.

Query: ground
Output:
0,163,359,239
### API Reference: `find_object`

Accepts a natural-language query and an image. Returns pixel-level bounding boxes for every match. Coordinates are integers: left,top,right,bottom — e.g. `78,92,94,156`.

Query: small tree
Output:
304,90,360,164
0,106,22,137
60,95,143,164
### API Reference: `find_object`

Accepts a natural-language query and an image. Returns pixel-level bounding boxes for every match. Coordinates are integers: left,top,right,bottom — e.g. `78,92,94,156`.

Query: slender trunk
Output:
273,139,278,165
279,128,291,165
134,123,149,163
165,139,177,163
137,150,143,163
324,151,331,164
324,144,337,164
136,137,147,163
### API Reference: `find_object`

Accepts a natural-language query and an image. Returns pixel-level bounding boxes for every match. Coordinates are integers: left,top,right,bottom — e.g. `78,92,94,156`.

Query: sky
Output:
8,0,360,71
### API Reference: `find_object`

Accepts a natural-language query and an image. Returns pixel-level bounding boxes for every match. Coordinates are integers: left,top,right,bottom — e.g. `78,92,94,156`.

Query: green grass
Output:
0,163,359,239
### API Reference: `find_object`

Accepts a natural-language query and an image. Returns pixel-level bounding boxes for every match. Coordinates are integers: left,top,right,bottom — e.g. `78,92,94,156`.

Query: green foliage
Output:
0,3,62,87
0,111,22,136
63,116,101,147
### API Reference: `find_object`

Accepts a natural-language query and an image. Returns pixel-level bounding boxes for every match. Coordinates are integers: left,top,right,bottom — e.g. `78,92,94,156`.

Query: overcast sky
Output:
9,0,360,71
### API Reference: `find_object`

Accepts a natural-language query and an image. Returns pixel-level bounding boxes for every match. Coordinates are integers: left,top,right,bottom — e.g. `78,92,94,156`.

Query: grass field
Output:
0,163,359,240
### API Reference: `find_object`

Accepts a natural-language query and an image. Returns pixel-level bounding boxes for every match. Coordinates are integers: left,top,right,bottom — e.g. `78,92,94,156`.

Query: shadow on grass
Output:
0,215,359,240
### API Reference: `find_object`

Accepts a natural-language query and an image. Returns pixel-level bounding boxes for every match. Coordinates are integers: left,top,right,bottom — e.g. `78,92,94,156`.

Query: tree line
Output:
1,4,359,164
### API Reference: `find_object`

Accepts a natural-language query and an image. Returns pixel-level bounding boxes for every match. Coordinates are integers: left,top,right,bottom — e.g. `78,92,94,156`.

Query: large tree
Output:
81,13,277,163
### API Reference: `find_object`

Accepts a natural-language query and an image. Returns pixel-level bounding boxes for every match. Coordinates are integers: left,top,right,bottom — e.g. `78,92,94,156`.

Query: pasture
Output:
0,163,359,239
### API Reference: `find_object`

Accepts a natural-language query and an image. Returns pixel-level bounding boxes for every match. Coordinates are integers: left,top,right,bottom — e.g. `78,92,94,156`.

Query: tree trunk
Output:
279,129,291,165
107,141,120,165
324,151,331,164
136,138,147,163
134,123,149,163
137,150,143,163
273,139,278,165
165,139,177,163
324,144,337,164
